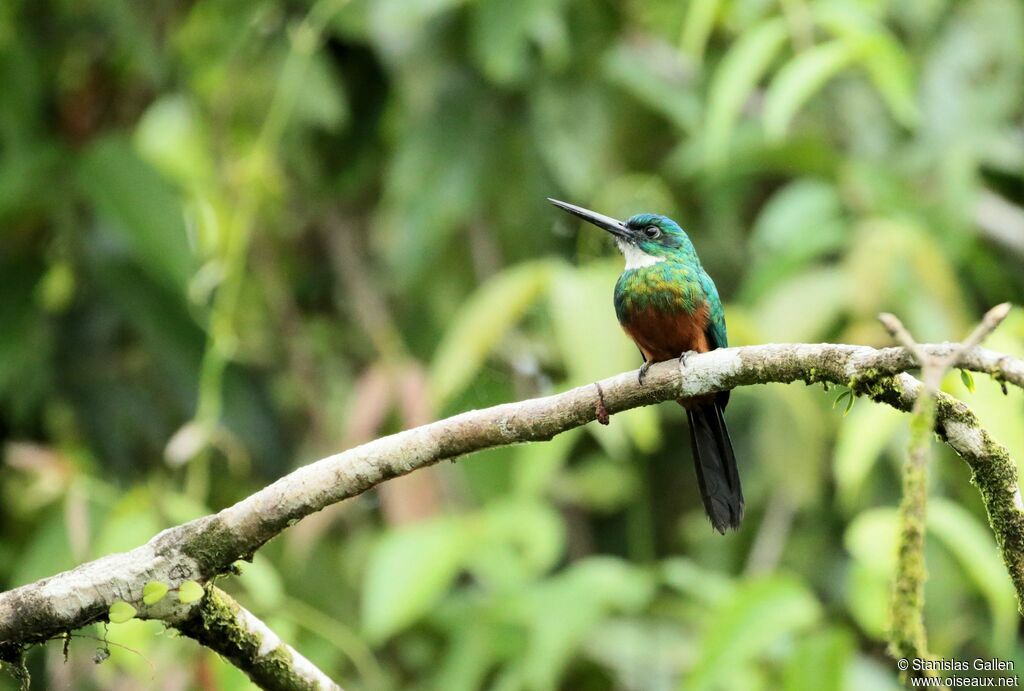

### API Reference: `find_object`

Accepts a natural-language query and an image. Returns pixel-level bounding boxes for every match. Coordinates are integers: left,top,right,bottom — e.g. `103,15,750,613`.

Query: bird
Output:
549,198,743,533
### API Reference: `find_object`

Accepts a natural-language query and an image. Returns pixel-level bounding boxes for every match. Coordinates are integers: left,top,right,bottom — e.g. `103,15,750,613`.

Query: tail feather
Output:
686,403,744,533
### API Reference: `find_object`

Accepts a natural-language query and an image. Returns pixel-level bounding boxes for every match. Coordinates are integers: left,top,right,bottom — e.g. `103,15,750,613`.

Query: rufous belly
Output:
620,303,711,363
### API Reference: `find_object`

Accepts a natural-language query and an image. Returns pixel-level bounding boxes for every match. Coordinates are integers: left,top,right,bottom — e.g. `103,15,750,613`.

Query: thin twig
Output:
941,303,1013,393
878,313,930,367
882,304,1012,392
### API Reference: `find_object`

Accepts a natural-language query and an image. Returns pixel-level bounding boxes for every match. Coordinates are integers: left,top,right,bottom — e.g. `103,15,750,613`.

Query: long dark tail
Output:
686,402,744,533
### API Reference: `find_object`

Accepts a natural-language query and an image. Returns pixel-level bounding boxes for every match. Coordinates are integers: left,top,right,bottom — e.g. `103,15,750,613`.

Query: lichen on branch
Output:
0,339,1021,687
175,587,341,691
879,305,1013,669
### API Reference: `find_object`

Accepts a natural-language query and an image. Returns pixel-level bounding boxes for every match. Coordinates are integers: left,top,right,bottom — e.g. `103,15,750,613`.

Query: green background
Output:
2,0,1024,688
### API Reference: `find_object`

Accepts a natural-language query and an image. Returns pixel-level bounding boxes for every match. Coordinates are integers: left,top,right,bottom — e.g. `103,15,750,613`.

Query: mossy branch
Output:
889,390,935,665
0,336,1022,688
175,586,341,691
880,304,1012,670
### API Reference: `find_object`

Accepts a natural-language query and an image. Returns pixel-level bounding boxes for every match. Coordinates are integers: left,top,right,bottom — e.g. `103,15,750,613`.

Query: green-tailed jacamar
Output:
549,198,744,533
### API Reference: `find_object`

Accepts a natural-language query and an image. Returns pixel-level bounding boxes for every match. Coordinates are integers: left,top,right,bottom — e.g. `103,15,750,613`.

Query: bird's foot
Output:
637,361,651,385
678,350,698,367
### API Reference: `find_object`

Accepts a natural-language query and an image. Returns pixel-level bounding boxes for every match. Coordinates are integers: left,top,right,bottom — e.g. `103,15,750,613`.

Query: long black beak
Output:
547,198,629,239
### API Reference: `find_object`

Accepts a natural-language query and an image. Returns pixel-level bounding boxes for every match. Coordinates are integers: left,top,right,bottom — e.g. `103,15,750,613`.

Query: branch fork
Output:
878,303,1013,670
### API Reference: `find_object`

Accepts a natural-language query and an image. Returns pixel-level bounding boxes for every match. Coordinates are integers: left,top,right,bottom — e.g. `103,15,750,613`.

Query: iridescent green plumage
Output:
548,200,744,533
612,215,727,349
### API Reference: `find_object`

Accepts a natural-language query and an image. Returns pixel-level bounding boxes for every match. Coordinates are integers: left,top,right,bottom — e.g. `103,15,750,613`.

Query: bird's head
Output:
548,198,698,267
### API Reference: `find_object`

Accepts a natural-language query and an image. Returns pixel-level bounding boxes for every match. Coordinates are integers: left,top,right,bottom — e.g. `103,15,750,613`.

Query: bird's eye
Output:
643,226,661,239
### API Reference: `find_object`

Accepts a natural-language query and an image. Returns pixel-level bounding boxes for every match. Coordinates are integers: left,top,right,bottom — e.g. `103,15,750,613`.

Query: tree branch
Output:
174,586,341,691
880,304,1012,669
1,340,1022,675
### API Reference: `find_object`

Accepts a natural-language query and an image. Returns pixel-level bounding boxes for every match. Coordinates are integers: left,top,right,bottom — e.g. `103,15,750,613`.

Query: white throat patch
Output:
617,240,665,270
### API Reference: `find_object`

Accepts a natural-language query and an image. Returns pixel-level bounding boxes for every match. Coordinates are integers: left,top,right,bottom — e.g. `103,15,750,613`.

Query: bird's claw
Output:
678,350,697,367
637,361,651,385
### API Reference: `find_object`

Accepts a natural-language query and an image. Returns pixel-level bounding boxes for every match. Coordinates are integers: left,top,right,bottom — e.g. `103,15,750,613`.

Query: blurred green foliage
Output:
2,0,1024,688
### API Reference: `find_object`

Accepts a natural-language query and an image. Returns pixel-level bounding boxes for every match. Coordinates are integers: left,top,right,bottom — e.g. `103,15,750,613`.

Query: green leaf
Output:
764,40,861,140
741,179,848,300
929,499,1017,654
142,581,169,606
9,510,75,587
751,268,849,343
236,554,286,611
661,557,735,606
547,262,660,455
108,600,137,624
584,619,689,690
858,34,919,128
178,579,204,604
134,95,214,187
429,260,553,408
843,508,899,639
845,562,890,640
844,502,1018,651
679,0,721,64
603,43,701,131
783,628,855,691
843,218,969,337
362,517,471,643
36,261,75,313
814,5,919,127
480,500,565,576
752,384,829,506
512,426,582,496
704,19,788,167
844,508,898,575
750,180,845,255
833,390,852,411
432,622,504,691
92,487,163,558
0,143,62,221
382,85,491,285
834,403,904,510
76,136,195,292
553,453,640,512
960,368,975,393
470,0,561,85
369,0,468,50
289,52,349,132
0,266,53,429
947,315,1024,463
531,80,612,198
520,558,656,691
686,577,822,691
595,174,679,220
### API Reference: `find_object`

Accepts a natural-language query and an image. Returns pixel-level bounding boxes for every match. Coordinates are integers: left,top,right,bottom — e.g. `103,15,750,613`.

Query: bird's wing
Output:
701,273,728,350
706,308,727,350
701,274,730,407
